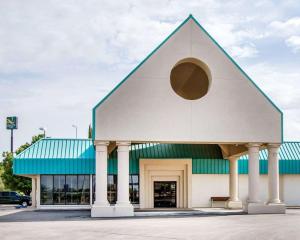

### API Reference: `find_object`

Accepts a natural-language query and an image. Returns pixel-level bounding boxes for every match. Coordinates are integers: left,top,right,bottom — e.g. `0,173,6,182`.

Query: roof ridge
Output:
15,137,44,159
41,138,92,141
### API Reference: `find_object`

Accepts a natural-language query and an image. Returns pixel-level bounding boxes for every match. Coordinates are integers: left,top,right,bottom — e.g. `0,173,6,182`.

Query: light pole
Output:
39,127,46,138
72,125,78,139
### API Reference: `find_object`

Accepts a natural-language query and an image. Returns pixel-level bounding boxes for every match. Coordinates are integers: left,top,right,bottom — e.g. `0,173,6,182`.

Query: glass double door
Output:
154,181,177,208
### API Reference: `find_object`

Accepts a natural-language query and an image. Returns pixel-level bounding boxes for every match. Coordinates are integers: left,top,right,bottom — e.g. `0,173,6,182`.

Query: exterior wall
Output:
95,18,282,143
34,173,300,209
192,174,229,207
281,175,300,206
192,174,300,207
238,175,269,204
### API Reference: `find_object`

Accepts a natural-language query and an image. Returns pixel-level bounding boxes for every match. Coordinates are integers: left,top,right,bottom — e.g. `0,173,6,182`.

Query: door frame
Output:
139,159,192,209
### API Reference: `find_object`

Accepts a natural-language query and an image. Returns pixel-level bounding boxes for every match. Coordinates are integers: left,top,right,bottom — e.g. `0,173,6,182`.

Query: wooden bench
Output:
210,197,230,207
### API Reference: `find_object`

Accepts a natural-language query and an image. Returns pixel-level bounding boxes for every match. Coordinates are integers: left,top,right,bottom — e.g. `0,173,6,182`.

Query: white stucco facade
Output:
94,17,282,144
89,15,285,216
31,173,300,210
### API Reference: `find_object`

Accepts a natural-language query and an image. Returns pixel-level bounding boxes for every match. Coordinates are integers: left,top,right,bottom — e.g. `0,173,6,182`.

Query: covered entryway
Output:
139,159,192,209
92,15,285,217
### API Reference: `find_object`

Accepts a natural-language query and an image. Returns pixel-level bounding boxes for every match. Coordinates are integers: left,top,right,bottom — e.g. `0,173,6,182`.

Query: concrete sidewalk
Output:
0,208,298,240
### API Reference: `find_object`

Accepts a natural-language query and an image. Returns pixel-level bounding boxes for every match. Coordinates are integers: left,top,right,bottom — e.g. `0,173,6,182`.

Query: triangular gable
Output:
93,15,283,144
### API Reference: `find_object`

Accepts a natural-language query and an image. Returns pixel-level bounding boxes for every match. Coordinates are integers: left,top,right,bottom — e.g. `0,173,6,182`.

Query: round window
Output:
170,58,211,100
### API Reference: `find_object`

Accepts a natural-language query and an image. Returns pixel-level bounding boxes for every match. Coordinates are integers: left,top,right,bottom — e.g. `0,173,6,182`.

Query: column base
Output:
91,204,114,218
225,200,243,209
91,204,134,217
245,202,286,214
115,203,134,217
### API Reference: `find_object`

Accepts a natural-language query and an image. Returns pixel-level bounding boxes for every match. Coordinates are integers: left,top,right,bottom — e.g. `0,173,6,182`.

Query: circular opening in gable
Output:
170,58,211,100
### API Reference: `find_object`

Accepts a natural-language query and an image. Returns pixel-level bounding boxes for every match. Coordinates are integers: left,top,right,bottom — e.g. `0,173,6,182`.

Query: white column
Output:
31,177,37,208
268,144,281,204
116,141,131,206
226,157,242,209
229,157,239,201
94,141,109,206
247,143,261,203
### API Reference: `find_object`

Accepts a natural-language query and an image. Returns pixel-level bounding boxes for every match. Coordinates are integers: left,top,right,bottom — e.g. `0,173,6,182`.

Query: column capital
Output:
228,156,239,162
246,143,262,149
94,141,109,152
117,141,131,152
116,141,131,146
267,143,281,149
94,140,110,146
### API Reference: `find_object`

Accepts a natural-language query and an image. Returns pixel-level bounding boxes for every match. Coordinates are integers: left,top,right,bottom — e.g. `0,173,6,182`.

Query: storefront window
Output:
41,175,53,205
129,175,139,204
53,175,65,205
78,175,90,204
92,175,95,203
66,175,78,204
92,175,117,204
92,174,139,204
40,175,90,205
108,175,117,204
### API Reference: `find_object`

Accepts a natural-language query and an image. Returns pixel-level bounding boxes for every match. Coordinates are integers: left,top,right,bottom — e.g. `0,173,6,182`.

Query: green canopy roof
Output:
13,138,300,175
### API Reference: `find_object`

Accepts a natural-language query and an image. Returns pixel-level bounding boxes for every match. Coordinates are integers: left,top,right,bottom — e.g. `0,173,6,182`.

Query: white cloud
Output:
1,0,300,154
246,62,300,140
270,17,300,35
286,36,300,52
230,44,258,58
269,17,300,52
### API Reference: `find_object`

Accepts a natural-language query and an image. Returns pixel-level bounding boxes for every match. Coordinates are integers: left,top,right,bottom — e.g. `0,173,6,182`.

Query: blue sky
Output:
0,0,300,154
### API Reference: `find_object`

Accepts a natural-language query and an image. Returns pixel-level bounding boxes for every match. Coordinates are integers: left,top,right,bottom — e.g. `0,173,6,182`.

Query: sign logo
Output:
6,116,18,130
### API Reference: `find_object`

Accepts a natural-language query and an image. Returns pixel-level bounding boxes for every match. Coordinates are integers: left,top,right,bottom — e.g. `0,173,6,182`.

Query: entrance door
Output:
154,181,176,208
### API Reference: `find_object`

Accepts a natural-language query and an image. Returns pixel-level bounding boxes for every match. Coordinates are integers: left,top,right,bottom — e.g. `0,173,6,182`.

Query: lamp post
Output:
72,125,78,139
39,127,46,138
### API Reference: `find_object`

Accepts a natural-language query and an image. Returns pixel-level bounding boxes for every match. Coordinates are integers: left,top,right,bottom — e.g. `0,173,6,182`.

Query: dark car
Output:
0,191,31,207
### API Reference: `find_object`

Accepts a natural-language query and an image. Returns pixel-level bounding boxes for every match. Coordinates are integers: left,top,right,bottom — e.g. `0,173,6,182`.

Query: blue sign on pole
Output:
6,116,18,130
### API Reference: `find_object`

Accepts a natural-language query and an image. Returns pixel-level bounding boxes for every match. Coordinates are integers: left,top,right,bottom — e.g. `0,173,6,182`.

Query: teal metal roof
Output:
13,139,224,175
239,142,300,161
238,142,300,174
13,139,300,175
108,143,225,174
14,138,95,174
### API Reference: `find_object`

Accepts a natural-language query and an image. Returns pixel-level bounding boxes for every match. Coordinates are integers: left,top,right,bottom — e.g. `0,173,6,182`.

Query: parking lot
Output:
1,206,300,240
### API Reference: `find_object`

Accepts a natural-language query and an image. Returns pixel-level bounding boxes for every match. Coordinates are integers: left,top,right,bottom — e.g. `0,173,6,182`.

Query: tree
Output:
0,163,4,191
1,134,44,195
88,124,92,139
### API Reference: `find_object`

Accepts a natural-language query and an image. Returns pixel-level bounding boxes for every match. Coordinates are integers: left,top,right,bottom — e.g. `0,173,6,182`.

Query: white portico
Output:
91,15,285,217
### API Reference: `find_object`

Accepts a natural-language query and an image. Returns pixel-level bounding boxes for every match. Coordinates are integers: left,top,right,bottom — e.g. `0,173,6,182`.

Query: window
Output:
41,175,53,205
53,175,65,205
107,175,117,204
66,175,78,204
92,174,139,204
92,174,117,204
40,175,90,205
129,175,139,204
78,175,90,205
